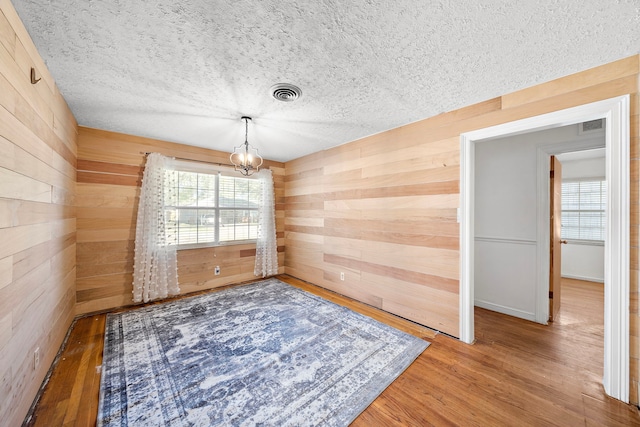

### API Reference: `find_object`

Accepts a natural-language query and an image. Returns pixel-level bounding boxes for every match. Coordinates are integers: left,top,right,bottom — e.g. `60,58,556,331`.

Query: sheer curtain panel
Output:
254,169,279,277
132,153,180,303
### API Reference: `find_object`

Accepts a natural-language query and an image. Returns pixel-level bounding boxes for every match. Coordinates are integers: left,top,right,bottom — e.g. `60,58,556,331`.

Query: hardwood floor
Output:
25,276,640,426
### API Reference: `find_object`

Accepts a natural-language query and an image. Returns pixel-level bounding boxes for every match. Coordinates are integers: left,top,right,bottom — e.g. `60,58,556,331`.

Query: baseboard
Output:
561,274,604,283
474,300,537,322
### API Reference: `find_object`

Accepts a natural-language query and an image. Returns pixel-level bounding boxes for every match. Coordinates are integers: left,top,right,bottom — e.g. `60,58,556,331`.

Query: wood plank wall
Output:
76,126,285,315
0,0,78,425
284,55,640,403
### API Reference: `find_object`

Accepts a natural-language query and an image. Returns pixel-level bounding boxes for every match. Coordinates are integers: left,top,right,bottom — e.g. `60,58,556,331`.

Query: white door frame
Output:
459,95,630,402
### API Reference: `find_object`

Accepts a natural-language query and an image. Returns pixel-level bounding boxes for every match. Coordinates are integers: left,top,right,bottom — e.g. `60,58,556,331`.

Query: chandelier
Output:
230,116,263,176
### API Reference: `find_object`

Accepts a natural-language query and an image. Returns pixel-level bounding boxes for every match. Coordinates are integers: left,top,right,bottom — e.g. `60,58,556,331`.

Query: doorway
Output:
471,126,604,324
554,147,607,321
459,95,630,402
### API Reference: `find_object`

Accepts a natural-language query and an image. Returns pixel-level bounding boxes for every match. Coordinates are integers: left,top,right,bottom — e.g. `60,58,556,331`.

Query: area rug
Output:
97,278,429,426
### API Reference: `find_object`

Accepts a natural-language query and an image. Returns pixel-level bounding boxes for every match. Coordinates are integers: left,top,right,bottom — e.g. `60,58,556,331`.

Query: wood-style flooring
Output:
25,276,640,426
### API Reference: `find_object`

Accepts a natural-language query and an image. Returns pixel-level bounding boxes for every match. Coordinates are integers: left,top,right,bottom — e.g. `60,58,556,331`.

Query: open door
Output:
549,156,563,321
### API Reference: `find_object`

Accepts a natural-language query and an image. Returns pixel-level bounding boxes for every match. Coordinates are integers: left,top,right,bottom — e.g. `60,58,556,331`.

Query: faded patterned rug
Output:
97,278,429,426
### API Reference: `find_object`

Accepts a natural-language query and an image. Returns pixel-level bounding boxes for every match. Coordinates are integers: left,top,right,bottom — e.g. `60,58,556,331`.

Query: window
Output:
561,179,606,242
163,165,260,248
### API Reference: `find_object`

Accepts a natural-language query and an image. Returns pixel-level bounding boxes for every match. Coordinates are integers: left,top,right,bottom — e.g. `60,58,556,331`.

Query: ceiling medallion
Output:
230,116,263,176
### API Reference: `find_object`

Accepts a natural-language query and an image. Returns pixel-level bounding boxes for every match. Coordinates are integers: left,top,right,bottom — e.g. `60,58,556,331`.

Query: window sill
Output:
564,239,604,247
175,240,257,251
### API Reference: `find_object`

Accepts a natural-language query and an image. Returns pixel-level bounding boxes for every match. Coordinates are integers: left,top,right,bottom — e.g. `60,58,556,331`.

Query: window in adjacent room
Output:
561,179,606,243
163,162,260,248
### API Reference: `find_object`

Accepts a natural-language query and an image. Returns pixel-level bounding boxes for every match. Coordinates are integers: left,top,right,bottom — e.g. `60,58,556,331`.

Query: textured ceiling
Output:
12,0,640,162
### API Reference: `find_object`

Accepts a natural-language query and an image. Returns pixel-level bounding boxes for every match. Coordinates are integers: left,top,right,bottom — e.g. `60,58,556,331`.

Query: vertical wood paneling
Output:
0,1,77,426
75,127,285,315
284,55,640,403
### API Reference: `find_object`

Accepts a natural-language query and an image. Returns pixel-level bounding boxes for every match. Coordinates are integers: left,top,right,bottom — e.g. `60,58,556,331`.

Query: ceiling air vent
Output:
578,118,605,135
270,83,302,102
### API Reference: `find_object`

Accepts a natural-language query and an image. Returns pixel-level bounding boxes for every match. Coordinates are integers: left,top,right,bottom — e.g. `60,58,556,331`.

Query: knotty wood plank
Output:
0,255,11,290
77,217,136,231
13,199,75,226
76,284,130,302
77,159,141,175
239,246,285,258
76,170,140,186
13,235,71,281
76,247,131,271
0,9,15,58
0,222,51,260
75,295,132,317
0,166,51,202
76,273,132,292
76,261,133,279
76,227,135,243
325,217,459,236
361,180,459,198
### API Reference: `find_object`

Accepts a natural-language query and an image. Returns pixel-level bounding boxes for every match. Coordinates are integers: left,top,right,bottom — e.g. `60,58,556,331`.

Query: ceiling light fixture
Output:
230,116,263,176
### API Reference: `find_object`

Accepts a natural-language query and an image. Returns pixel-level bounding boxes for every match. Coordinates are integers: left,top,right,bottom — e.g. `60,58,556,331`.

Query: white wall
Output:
474,124,604,321
561,155,605,179
559,155,606,282
561,243,605,282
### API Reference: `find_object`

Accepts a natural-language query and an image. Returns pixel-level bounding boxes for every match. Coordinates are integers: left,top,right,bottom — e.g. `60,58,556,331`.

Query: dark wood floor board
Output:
25,276,640,426
25,316,105,427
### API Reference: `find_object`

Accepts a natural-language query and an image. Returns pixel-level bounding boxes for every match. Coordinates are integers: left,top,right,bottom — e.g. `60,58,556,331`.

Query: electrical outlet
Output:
340,272,345,281
214,266,220,275
33,347,40,370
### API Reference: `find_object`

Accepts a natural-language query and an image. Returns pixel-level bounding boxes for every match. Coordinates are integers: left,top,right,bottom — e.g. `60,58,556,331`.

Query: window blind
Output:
164,169,259,247
561,180,606,241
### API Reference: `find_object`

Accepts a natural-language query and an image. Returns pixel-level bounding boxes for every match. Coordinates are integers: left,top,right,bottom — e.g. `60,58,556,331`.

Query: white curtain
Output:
254,169,279,277
132,153,179,303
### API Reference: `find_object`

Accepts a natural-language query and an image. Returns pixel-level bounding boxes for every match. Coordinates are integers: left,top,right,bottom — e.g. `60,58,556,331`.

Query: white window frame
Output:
561,178,606,245
165,160,259,249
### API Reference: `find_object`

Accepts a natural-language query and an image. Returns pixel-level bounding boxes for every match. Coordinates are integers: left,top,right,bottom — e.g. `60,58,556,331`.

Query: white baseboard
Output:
561,274,604,283
474,300,537,322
